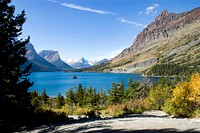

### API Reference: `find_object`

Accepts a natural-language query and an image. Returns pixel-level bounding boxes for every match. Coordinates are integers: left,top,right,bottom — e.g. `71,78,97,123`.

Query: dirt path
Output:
23,111,200,133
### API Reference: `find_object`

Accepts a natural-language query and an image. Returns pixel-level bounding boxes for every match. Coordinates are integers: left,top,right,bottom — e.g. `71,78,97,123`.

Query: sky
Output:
12,0,200,62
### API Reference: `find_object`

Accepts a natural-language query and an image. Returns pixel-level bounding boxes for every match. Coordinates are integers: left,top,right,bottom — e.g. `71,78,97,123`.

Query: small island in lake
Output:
72,75,77,79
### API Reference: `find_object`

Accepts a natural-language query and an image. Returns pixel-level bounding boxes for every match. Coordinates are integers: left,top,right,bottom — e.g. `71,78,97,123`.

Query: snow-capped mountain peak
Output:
66,57,91,69
66,57,109,69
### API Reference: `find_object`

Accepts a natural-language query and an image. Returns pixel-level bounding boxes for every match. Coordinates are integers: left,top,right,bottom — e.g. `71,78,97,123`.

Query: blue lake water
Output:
28,72,160,97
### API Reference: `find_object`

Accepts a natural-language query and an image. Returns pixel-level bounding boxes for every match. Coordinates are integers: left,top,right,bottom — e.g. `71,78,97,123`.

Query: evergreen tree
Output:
56,92,65,109
88,87,98,107
108,82,124,105
66,88,75,105
41,88,48,104
30,90,40,108
0,0,33,129
125,78,140,100
98,88,107,107
118,82,125,102
76,84,84,106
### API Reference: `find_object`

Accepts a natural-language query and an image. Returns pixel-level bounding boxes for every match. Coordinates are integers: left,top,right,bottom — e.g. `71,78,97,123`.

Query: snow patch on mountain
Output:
66,57,108,69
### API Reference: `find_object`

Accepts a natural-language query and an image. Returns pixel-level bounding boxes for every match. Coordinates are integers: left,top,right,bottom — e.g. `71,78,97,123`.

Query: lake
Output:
28,72,160,97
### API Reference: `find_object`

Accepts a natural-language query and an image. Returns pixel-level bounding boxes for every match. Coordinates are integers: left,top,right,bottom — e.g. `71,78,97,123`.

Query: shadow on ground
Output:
38,126,200,133
27,113,199,133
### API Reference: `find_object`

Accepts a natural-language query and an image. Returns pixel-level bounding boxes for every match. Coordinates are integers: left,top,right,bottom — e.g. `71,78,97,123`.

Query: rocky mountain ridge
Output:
106,7,200,73
25,43,59,71
25,43,73,71
39,50,73,70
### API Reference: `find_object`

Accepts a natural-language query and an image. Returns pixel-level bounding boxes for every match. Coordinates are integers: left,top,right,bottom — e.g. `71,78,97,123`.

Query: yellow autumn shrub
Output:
165,73,200,117
188,73,200,104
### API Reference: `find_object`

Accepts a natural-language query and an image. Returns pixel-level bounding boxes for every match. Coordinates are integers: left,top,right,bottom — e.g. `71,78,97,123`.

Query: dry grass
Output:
101,99,148,117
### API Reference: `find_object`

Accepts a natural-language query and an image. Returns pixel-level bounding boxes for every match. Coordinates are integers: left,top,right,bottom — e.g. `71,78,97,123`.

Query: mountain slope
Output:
25,43,58,71
39,50,73,70
102,8,200,74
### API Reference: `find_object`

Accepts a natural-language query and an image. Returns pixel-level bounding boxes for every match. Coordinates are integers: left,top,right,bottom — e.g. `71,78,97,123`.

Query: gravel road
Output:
23,111,200,133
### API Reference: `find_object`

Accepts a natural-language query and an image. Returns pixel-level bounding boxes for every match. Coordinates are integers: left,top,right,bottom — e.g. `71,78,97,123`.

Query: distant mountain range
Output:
66,58,108,69
24,43,108,71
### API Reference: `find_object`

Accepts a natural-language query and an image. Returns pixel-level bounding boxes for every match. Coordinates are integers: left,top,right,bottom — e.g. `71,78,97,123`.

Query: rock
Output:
39,50,73,70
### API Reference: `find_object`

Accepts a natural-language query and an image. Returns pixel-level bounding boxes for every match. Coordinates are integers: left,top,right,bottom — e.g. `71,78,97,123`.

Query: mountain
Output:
25,43,58,71
92,58,109,66
66,58,109,69
100,8,200,74
39,50,73,70
66,57,92,69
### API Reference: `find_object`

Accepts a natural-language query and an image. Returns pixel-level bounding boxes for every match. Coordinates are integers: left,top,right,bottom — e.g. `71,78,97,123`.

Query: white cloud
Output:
145,3,159,15
61,3,115,15
118,18,147,28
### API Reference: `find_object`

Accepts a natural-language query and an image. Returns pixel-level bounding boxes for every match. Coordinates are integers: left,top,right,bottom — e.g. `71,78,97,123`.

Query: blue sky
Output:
12,0,200,61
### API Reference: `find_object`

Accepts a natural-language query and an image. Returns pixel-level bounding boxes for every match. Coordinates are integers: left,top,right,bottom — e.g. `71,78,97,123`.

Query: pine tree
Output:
0,0,33,129
125,78,140,100
76,84,84,106
56,92,65,109
66,88,75,105
41,88,48,104
30,90,40,108
99,88,107,107
108,82,124,105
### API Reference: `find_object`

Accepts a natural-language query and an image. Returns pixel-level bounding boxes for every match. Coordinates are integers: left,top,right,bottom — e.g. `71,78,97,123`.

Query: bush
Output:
192,109,200,118
163,73,200,117
101,99,147,117
74,106,91,115
126,99,148,114
61,104,75,115
101,104,126,117
33,107,67,124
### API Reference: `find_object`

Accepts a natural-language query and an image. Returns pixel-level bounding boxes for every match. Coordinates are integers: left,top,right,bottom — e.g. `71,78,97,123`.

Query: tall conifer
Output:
0,0,33,129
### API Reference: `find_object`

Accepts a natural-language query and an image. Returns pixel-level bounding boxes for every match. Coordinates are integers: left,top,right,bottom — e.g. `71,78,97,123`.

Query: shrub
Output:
147,86,173,110
101,99,147,117
33,107,67,124
61,104,75,115
164,73,200,117
74,106,91,115
101,104,126,117
126,99,148,114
